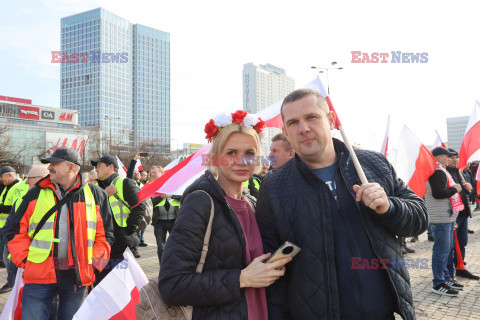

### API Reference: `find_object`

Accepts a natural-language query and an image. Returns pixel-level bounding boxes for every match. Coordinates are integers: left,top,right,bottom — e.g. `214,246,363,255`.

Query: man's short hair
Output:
280,88,330,121
271,133,293,152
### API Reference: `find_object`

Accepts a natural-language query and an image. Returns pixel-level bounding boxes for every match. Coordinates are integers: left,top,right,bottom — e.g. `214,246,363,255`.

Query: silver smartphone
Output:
265,241,301,263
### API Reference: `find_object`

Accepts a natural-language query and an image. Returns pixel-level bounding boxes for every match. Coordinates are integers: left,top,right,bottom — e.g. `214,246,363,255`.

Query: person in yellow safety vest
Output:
7,148,114,319
0,164,49,294
147,165,181,263
0,166,21,268
91,155,147,283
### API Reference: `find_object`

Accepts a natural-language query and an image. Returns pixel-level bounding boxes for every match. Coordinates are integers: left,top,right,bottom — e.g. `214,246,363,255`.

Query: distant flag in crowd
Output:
0,268,24,320
476,165,480,196
73,249,148,320
257,75,341,129
138,144,211,201
390,126,438,198
459,101,480,170
115,156,127,178
381,115,390,157
431,129,447,150
134,159,143,172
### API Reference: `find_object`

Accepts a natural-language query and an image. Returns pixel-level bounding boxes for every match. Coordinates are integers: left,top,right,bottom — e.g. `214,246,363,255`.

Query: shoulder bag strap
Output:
195,190,215,273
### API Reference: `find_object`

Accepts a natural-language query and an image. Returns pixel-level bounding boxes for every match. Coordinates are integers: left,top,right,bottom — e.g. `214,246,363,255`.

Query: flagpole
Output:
338,124,369,184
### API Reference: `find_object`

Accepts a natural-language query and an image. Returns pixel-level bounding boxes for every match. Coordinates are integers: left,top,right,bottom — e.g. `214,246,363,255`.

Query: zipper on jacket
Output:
338,159,403,318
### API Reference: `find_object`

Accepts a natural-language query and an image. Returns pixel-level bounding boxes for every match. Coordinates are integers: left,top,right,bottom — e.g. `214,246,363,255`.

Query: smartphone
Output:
139,152,149,157
265,241,301,263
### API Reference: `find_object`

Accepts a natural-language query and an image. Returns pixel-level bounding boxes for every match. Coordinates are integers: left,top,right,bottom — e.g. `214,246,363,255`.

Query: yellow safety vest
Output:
27,184,97,264
0,180,21,228
155,198,181,207
243,178,260,191
108,178,131,227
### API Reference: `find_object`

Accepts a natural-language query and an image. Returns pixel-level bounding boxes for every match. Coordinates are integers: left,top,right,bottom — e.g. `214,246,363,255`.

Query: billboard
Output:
19,106,40,120
45,132,87,158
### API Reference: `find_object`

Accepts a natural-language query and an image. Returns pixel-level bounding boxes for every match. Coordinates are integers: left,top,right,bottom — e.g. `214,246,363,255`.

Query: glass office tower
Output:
60,8,170,150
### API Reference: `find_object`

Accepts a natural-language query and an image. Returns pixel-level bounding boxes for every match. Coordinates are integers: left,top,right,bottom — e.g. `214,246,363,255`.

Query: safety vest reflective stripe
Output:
87,239,95,247
28,222,55,233
30,238,53,250
0,216,7,221
86,221,97,229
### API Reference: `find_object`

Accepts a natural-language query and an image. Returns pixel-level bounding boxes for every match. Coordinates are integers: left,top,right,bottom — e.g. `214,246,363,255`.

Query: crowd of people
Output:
0,88,478,319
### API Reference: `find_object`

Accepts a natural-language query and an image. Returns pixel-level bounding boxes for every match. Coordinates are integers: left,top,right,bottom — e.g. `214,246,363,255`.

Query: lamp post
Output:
311,61,343,95
104,116,120,153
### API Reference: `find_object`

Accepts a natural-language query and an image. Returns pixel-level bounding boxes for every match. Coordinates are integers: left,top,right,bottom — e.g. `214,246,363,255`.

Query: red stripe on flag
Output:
14,286,23,320
137,152,196,204
109,287,140,320
264,113,283,128
384,138,389,157
407,145,437,198
459,121,480,170
325,96,341,128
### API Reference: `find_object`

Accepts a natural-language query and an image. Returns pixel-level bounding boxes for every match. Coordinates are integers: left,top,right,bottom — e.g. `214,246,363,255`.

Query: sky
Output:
1,0,480,153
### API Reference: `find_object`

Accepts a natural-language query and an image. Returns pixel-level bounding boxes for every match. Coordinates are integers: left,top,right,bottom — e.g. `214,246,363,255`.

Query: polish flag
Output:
459,101,480,170
138,144,211,200
73,249,148,320
134,159,143,172
431,130,447,150
390,126,438,198
0,269,24,320
476,165,480,196
115,156,127,178
380,115,390,157
257,76,341,129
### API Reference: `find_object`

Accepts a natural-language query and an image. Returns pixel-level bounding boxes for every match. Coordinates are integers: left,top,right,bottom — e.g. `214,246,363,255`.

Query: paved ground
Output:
2,206,480,319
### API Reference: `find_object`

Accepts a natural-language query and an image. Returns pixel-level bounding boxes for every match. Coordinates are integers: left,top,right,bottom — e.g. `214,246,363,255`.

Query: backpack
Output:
135,190,214,320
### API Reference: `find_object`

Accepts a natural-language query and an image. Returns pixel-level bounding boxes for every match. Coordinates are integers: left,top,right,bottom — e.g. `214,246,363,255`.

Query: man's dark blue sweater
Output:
313,160,395,319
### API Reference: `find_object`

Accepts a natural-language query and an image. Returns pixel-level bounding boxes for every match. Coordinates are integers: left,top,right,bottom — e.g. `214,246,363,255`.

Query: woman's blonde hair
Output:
208,124,261,178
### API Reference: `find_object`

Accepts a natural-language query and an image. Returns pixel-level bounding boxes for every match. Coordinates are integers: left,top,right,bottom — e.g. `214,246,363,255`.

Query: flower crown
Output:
204,110,266,142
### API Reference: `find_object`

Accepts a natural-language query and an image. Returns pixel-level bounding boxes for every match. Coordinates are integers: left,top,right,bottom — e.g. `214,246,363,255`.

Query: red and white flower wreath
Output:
204,110,266,142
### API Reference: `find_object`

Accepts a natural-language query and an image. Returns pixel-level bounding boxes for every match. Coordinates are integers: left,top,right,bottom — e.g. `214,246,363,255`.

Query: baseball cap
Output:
431,147,455,157
0,166,16,175
41,148,81,166
91,156,118,169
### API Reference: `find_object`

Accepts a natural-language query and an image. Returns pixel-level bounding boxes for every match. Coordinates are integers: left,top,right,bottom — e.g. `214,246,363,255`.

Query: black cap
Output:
41,148,81,166
432,147,455,157
0,166,16,175
91,156,118,169
447,148,459,156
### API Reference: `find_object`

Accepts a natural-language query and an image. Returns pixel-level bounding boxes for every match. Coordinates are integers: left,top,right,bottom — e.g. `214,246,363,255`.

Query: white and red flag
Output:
138,144,211,200
390,126,438,198
134,159,143,172
459,101,480,170
431,130,447,150
73,249,148,320
0,269,24,320
380,115,390,157
257,75,341,129
115,156,127,178
476,165,480,196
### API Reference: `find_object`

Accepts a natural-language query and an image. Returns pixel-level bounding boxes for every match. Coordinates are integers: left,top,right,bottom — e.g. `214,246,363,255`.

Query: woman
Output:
158,110,291,320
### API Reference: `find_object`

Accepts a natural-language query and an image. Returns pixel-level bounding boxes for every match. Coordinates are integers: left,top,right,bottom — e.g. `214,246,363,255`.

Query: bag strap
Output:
31,184,85,239
195,190,215,273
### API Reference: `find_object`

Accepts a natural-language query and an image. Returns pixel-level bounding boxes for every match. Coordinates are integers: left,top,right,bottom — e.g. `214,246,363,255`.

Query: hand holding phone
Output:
139,152,149,157
265,241,301,263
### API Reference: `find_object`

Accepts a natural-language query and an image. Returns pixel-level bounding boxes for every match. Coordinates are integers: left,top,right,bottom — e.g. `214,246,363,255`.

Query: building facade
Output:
446,116,469,152
0,96,90,171
242,63,295,156
60,8,170,154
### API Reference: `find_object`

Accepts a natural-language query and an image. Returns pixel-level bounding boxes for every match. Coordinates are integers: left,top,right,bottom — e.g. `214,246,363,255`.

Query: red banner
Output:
18,106,39,120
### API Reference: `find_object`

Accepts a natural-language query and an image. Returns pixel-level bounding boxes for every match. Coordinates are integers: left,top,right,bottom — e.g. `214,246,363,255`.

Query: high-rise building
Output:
242,63,295,156
446,116,469,152
60,8,170,153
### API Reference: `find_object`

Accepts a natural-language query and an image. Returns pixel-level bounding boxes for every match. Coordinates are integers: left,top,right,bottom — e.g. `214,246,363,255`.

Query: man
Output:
7,148,114,319
0,165,49,294
91,155,146,272
140,170,149,184
425,146,465,296
269,133,295,170
87,170,98,185
149,165,180,262
127,154,144,188
446,148,479,280
0,166,21,268
256,89,427,319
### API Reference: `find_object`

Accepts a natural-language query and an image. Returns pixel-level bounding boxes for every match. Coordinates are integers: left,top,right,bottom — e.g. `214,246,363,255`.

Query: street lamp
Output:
311,62,343,95
104,116,120,153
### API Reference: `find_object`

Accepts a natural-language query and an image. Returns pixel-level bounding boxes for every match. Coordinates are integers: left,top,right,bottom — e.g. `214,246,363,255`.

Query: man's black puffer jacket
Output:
256,138,428,320
158,170,256,320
